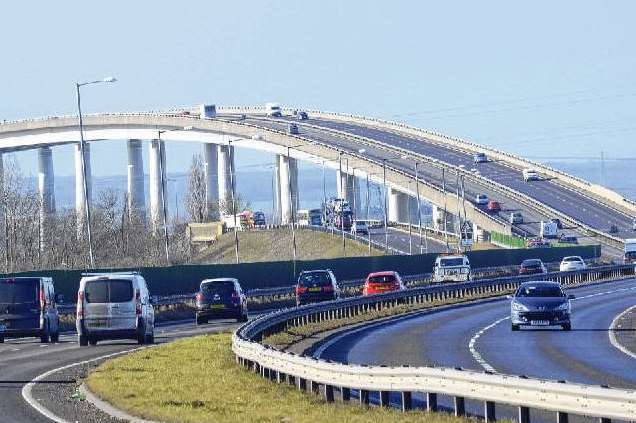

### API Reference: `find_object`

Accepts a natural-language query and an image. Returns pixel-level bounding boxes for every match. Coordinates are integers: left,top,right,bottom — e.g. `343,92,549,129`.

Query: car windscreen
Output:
516,285,563,298
626,251,636,259
521,260,541,267
298,273,331,287
0,279,38,304
563,257,580,262
85,280,134,303
368,275,396,284
202,281,235,294
440,258,464,267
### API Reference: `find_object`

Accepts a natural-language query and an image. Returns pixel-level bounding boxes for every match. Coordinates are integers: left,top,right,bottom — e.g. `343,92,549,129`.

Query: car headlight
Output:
511,302,529,312
555,302,569,311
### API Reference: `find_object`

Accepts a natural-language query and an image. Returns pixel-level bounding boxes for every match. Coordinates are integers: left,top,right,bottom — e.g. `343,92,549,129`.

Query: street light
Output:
157,126,192,264
75,76,117,268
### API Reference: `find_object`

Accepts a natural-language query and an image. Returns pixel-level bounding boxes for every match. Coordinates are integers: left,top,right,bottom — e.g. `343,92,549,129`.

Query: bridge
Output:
0,105,632,256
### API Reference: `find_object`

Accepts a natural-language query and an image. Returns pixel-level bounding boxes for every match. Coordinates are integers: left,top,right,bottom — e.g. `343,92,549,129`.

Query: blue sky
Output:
2,1,635,176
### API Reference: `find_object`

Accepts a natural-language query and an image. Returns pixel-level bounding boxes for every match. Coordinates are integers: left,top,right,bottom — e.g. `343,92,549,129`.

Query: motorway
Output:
0,319,241,423
240,114,634,247
316,278,636,419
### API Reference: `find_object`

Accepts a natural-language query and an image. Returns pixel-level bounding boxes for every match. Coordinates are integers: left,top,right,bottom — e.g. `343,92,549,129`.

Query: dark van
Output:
0,277,62,343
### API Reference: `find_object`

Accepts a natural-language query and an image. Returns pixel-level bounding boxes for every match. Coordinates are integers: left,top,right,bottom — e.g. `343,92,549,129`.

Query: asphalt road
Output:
317,278,636,387
0,319,241,423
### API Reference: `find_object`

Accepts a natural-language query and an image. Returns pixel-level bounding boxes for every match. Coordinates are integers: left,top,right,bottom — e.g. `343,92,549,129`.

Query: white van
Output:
265,102,282,117
522,169,540,182
433,254,471,283
76,272,155,346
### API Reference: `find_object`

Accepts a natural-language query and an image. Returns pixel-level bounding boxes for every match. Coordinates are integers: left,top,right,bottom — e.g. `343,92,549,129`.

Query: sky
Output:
1,1,635,177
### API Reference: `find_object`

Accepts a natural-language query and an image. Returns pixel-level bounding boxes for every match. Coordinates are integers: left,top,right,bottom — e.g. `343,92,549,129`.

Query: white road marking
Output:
468,284,636,372
608,305,636,360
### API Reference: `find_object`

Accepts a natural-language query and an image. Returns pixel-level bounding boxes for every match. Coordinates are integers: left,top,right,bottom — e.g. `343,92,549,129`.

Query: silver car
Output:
76,272,155,346
510,281,574,331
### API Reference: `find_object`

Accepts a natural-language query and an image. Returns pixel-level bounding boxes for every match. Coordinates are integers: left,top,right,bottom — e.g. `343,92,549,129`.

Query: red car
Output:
487,200,501,212
362,271,405,296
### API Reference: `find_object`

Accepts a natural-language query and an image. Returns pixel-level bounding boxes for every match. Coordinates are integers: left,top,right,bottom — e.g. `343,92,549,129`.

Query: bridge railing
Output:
232,264,636,421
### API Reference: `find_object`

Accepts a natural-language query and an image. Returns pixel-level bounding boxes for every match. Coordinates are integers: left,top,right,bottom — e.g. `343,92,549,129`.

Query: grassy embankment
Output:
192,228,382,264
87,333,467,423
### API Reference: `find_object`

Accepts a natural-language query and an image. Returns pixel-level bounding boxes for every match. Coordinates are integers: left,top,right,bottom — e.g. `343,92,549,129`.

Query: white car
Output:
475,194,489,205
522,169,540,182
559,256,587,272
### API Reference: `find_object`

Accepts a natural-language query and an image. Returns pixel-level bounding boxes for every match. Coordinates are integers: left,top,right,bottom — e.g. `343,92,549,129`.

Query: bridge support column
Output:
38,147,55,248
127,140,145,220
149,139,167,229
74,143,92,236
432,204,454,232
277,155,298,224
203,144,219,220
337,171,360,214
217,145,233,215
388,188,409,224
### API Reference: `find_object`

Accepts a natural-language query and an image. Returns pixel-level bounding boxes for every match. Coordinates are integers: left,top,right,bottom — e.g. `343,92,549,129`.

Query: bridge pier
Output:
337,171,360,215
276,155,299,224
203,144,219,220
432,204,454,232
37,147,55,247
74,143,92,236
148,139,167,229
127,140,145,220
388,188,409,224
217,145,233,215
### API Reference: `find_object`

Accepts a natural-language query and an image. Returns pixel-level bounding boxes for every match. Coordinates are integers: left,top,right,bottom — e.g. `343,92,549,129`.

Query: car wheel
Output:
0,336,4,343
51,331,60,343
511,324,520,331
562,323,572,331
145,332,154,344
78,335,88,346
89,337,98,346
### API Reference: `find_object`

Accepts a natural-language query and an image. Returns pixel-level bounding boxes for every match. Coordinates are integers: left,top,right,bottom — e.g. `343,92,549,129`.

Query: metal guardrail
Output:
232,264,636,421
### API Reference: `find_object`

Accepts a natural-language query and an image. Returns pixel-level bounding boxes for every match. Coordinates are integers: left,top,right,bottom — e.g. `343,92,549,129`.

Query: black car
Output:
297,111,308,120
519,259,547,275
195,278,248,324
295,270,340,306
0,277,62,343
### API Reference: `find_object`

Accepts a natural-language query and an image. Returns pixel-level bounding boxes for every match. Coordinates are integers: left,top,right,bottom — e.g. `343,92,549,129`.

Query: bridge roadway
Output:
316,278,636,420
239,113,633,246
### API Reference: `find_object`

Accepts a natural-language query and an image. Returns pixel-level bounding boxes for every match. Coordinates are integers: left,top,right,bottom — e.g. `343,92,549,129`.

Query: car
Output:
522,169,540,182
351,220,369,236
527,238,551,248
550,218,563,229
295,270,340,306
510,281,574,331
196,278,248,323
77,272,155,346
297,111,308,120
253,211,266,227
558,235,578,244
473,152,487,164
475,194,489,205
519,259,547,275
363,271,405,296
609,224,619,234
287,123,299,135
0,277,62,344
559,256,586,272
510,211,523,224
487,200,501,212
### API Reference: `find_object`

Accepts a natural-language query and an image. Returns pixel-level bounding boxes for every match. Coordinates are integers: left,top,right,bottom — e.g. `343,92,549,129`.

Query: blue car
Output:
510,281,574,331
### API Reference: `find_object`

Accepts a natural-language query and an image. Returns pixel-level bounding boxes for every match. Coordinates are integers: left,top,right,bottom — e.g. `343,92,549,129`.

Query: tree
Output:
186,154,207,223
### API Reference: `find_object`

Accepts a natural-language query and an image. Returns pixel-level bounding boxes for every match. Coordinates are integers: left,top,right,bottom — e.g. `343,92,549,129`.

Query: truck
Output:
433,254,471,283
298,209,322,226
253,211,266,227
540,220,558,239
265,102,282,117
322,198,353,231
222,211,254,230
624,239,636,264
199,104,216,119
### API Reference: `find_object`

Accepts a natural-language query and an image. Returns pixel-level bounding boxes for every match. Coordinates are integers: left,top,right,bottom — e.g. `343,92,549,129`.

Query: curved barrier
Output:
232,264,636,421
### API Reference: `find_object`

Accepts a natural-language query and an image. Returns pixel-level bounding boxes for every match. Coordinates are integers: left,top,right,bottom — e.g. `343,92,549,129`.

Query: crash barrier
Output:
232,264,636,422
4,244,600,304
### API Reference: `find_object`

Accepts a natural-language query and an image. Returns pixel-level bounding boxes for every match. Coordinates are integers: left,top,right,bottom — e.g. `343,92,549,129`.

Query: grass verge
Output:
87,333,467,423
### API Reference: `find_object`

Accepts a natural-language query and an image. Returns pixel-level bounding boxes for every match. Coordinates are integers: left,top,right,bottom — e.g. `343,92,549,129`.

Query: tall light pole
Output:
75,76,117,268
366,172,371,255
382,158,388,254
338,151,346,253
157,126,192,264
414,161,426,254
228,138,240,264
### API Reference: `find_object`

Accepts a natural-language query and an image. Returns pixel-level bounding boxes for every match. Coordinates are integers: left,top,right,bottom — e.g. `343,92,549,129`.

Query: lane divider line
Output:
468,283,636,373
608,305,636,361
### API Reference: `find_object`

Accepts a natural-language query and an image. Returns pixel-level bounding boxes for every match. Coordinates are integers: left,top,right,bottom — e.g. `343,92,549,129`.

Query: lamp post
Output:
157,126,192,264
75,76,117,268
382,158,389,254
